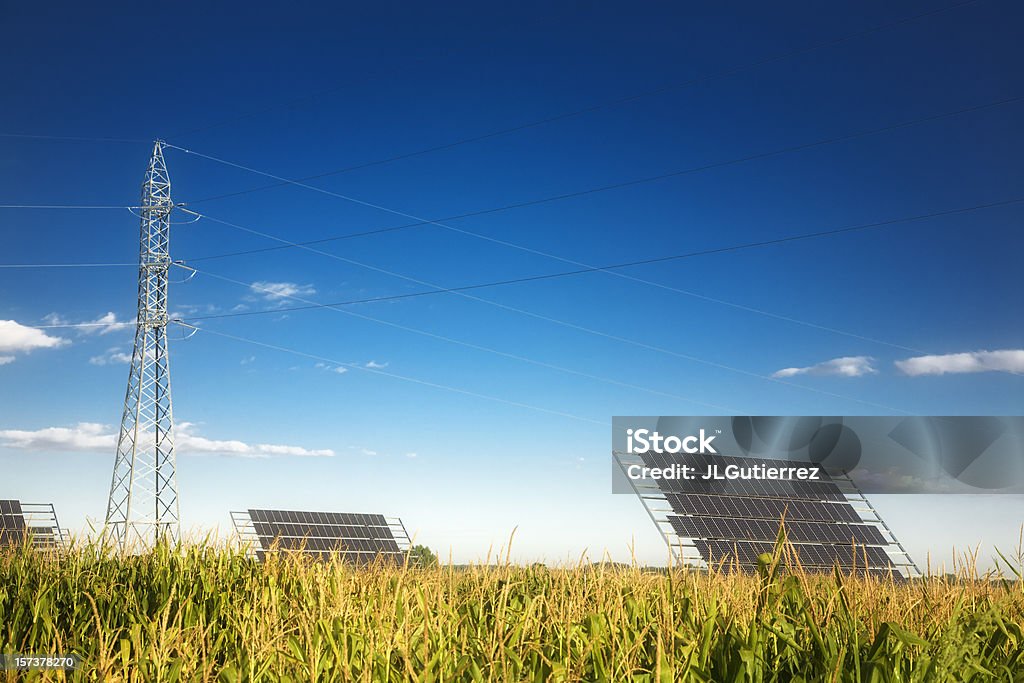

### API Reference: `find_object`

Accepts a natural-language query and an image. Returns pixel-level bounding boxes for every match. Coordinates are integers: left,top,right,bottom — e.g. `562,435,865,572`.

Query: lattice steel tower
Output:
105,140,180,548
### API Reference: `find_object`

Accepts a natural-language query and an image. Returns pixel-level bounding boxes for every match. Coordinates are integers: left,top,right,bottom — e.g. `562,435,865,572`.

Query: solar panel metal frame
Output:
615,450,920,577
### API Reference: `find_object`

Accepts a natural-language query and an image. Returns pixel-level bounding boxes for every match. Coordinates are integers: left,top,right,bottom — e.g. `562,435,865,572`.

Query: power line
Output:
0,204,139,210
178,213,913,414
177,93,1023,263
169,93,1021,355
5,191,1015,286
5,193,1016,355
6,195,1015,335
5,94,1006,255
188,273,738,413
0,263,135,269
181,323,610,426
179,195,1023,343
6,99,1012,357
3,195,1016,280
181,0,987,205
192,209,926,352
30,321,135,330
193,269,910,414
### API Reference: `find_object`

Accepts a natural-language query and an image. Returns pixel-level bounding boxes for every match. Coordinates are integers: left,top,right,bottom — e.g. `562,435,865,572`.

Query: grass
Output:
1,537,1023,682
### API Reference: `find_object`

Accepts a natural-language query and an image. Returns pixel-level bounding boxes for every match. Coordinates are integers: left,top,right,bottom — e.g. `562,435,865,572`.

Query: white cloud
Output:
176,422,333,457
249,281,316,301
254,443,333,457
772,356,877,378
365,360,389,369
895,349,1024,376
315,361,349,375
81,312,130,335
0,320,69,352
0,422,334,458
169,303,219,318
345,445,412,458
89,348,133,366
0,320,69,364
40,312,132,335
0,422,113,451
240,355,256,365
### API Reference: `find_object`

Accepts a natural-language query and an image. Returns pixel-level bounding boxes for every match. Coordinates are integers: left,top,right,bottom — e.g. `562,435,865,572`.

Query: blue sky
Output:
1,1,1022,568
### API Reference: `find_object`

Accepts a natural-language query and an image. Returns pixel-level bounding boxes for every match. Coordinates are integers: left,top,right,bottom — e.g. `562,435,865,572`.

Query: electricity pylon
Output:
105,140,180,548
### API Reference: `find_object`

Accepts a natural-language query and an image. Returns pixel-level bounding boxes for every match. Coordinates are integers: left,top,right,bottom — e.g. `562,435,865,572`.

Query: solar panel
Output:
619,448,914,576
694,540,894,570
664,493,863,523
0,500,26,546
239,508,408,564
669,515,887,546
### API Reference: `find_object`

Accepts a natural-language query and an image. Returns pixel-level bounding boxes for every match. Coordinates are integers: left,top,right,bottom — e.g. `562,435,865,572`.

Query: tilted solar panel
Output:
669,515,888,546
621,448,913,575
664,493,863,524
694,539,895,570
0,499,25,520
246,509,403,563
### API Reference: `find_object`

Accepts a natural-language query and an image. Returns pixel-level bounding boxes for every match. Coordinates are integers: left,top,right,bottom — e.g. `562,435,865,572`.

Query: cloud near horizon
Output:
0,421,334,458
772,355,877,378
895,349,1024,376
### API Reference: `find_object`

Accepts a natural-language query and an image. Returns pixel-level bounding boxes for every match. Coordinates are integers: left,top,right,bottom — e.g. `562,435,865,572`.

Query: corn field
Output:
1,539,1023,682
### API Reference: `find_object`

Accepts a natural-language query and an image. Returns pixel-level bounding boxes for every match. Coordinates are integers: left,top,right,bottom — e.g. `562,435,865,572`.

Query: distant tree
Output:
407,544,438,568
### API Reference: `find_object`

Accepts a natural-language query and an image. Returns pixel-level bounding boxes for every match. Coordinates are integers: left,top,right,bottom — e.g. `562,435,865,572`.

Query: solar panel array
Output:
0,500,65,549
630,451,904,574
247,509,405,563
